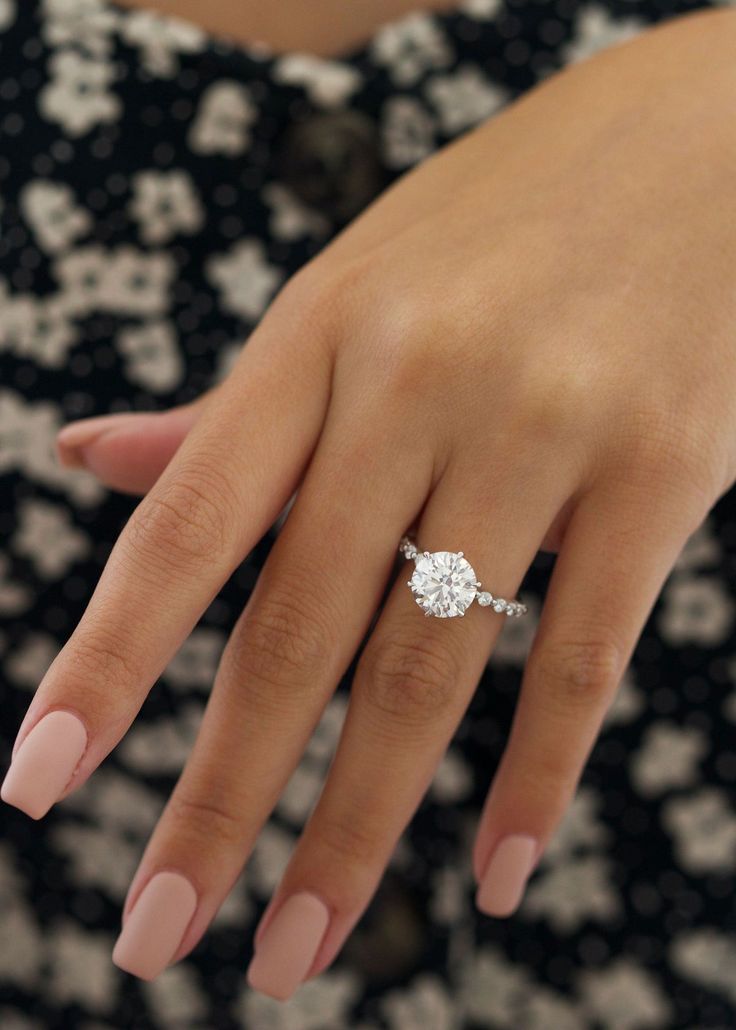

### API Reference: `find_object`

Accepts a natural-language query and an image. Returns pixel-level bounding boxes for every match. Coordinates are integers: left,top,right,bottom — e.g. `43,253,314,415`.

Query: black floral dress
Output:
1,1,735,1027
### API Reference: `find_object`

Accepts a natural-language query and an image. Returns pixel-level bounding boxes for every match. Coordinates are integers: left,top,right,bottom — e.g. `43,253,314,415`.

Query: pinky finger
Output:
472,471,711,915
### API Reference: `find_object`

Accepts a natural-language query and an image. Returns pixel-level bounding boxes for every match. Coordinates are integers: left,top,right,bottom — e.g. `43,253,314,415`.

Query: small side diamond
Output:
399,536,418,560
492,598,506,612
477,592,493,606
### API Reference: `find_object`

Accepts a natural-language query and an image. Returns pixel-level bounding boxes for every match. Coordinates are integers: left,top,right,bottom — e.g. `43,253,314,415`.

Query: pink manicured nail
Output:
247,892,330,1001
57,413,132,449
112,871,197,980
476,834,537,917
1,710,87,819
55,413,153,468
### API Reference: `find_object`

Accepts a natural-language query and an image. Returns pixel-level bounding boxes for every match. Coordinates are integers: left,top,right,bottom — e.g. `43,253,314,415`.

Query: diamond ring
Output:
399,535,528,619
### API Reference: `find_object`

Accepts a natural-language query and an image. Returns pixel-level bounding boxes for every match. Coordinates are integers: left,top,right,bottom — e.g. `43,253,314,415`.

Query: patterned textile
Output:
1,1,735,1027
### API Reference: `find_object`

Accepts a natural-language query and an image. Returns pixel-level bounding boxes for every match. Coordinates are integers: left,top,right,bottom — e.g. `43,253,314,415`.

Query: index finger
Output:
1,280,332,818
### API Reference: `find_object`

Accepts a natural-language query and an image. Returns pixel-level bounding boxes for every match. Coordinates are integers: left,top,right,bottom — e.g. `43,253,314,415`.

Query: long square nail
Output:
247,892,330,1001
476,834,537,917
1,710,87,819
112,871,197,980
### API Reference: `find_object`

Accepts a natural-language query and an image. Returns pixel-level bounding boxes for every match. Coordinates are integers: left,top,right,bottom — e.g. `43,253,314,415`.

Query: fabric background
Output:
0,0,735,1027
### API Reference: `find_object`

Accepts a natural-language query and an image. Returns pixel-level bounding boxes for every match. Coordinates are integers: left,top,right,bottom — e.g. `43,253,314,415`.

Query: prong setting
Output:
399,535,526,620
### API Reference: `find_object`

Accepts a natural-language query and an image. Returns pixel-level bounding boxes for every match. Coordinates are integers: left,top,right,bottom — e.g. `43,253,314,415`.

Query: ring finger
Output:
245,451,578,999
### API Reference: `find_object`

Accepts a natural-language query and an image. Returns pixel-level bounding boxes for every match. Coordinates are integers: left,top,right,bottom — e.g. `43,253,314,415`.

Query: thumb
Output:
56,390,212,495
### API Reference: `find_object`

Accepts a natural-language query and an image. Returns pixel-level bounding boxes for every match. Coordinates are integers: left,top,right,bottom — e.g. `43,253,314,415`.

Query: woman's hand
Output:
6,7,736,999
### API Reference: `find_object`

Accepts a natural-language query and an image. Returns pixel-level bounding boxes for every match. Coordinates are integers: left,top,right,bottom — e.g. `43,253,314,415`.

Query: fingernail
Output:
112,871,197,980
247,892,330,1001
56,413,147,468
1,710,87,819
476,834,537,917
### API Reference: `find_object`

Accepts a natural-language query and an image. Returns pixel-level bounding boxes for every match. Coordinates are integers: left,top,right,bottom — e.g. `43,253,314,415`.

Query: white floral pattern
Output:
262,183,331,241
47,923,118,1012
0,390,103,503
163,626,226,690
101,246,176,315
661,788,736,873
142,964,209,1026
19,180,92,254
630,721,707,796
541,785,611,862
118,10,205,78
52,244,109,316
274,54,363,107
116,320,185,392
563,4,646,64
578,959,673,1029
460,946,532,1026
372,14,454,86
188,81,257,156
5,631,58,689
658,574,735,646
381,974,456,1030
41,0,119,57
237,969,360,1029
39,49,120,136
382,96,437,169
670,928,736,1006
1,293,77,367
0,553,32,616
207,239,283,320
425,65,507,133
523,854,623,931
128,169,204,245
430,747,474,803
0,0,16,32
461,0,503,16
11,499,90,577
602,666,645,726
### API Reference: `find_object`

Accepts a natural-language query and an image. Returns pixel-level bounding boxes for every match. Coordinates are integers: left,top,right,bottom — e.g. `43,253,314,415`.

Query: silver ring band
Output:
399,535,528,619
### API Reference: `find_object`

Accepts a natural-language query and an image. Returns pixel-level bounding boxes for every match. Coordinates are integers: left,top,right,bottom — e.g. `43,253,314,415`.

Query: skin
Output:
15,5,736,994
112,0,458,55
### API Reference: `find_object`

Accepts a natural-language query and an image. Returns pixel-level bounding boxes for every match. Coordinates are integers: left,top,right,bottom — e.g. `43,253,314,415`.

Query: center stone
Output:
410,551,478,618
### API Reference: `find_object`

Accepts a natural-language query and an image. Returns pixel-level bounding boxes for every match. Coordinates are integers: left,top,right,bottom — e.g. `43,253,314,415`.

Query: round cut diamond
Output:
410,551,478,618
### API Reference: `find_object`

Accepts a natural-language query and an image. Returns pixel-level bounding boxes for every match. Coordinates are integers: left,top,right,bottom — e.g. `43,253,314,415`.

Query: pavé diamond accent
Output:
409,550,478,618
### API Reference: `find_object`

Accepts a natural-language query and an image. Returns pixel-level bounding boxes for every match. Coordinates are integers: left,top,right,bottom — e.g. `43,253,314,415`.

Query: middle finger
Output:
111,412,434,979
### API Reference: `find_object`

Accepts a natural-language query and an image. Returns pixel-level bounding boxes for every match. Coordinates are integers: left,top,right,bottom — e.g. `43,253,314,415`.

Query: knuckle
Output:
226,587,333,698
376,313,459,405
616,400,721,499
271,261,352,343
128,471,234,571
70,631,140,693
358,632,460,728
343,285,462,402
516,370,586,448
528,635,621,713
495,351,599,458
381,340,432,402
167,790,244,848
